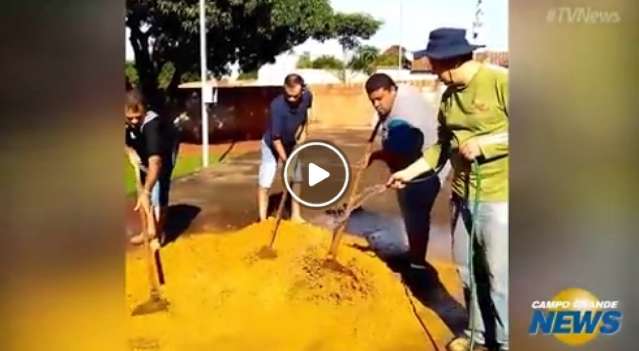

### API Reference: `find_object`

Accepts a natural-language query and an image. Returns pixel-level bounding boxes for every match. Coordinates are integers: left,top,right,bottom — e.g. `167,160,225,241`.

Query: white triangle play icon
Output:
308,162,330,187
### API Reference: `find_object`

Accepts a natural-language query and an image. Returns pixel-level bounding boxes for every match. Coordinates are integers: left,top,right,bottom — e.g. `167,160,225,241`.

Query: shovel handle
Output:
268,189,289,248
131,161,163,292
328,119,383,258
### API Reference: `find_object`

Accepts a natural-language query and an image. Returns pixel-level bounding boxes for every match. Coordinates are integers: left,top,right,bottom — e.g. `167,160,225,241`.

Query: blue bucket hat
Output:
413,28,485,60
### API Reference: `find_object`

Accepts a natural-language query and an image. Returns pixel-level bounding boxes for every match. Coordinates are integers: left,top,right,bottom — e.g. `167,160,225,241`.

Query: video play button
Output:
283,141,350,208
308,163,330,187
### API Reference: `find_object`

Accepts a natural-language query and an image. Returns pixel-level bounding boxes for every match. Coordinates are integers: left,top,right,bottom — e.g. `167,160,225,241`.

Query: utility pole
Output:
398,0,403,73
199,0,209,167
472,0,484,42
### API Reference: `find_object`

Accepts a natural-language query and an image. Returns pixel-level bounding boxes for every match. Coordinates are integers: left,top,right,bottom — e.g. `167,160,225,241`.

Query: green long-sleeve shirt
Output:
424,64,509,202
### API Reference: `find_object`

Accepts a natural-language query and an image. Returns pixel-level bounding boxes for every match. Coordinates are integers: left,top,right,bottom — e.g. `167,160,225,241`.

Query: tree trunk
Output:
166,62,185,109
128,21,163,111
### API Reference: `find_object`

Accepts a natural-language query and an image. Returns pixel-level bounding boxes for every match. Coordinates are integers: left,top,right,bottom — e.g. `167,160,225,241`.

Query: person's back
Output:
382,84,448,180
384,84,438,150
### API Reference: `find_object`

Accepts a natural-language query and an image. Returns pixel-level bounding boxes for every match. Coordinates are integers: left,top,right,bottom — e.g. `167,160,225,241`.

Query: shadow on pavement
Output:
384,256,468,340
163,204,201,245
267,191,292,219
217,139,238,163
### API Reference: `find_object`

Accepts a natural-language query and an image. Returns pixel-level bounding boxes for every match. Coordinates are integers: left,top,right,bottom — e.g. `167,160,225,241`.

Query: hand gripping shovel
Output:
131,164,169,316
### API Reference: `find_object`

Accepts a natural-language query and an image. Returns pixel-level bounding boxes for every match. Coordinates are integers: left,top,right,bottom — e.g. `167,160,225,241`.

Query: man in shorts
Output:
125,88,178,244
257,73,311,222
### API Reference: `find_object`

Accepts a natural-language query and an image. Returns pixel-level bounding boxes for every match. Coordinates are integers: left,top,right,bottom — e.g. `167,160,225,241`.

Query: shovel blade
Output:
256,245,278,259
131,295,170,316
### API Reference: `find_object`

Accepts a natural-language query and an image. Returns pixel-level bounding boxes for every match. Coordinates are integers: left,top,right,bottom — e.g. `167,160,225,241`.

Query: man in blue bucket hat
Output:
388,28,509,351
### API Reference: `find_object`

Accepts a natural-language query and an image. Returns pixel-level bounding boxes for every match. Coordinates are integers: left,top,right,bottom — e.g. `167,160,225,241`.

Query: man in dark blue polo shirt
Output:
258,73,312,222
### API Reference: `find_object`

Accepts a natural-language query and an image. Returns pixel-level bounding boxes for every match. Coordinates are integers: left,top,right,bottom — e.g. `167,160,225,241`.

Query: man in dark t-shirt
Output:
125,89,177,245
257,73,312,222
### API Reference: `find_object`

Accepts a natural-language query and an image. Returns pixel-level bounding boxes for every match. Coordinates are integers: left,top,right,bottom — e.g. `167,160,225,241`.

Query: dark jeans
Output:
396,174,441,265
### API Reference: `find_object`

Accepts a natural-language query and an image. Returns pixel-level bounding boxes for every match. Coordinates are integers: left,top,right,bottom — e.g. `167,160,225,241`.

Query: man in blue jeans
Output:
125,88,178,244
388,28,509,351
365,73,449,271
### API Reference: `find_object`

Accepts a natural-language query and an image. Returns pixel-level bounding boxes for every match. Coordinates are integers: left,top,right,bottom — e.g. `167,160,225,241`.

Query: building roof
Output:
410,51,509,74
178,80,279,89
411,57,432,73
474,51,509,67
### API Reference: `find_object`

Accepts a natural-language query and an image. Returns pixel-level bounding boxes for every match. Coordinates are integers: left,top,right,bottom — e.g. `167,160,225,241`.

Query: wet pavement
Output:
126,127,455,263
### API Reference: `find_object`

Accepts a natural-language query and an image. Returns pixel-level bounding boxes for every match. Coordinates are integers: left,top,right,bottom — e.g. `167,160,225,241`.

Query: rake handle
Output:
328,119,382,258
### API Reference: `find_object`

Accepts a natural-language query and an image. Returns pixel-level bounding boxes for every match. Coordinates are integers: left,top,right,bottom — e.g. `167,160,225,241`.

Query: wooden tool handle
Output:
328,119,382,258
132,162,162,293
268,189,289,248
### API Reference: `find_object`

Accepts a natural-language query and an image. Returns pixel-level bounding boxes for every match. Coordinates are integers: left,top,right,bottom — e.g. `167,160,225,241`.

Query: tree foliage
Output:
296,54,344,70
332,13,381,51
126,0,381,110
125,61,139,86
296,52,313,69
347,45,379,74
311,55,344,70
375,45,412,69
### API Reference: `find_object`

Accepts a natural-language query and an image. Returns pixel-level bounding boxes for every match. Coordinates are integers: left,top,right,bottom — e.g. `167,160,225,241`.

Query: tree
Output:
375,45,412,70
237,69,258,81
332,13,381,53
125,61,139,86
126,0,381,110
296,54,344,70
296,52,313,68
348,45,379,74
331,13,382,82
311,55,344,70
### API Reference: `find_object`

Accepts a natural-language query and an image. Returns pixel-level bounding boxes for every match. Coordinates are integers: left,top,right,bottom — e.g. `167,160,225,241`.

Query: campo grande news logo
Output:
528,288,622,346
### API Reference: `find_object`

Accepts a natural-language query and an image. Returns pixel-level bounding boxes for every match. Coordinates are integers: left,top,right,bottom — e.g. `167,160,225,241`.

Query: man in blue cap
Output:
387,28,509,351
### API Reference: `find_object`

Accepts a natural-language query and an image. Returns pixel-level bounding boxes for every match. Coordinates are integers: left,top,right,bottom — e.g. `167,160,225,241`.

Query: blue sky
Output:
344,0,508,50
294,0,509,58
125,0,508,61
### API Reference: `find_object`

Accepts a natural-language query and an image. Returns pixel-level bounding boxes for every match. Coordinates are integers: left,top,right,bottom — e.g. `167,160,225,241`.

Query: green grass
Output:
125,151,219,195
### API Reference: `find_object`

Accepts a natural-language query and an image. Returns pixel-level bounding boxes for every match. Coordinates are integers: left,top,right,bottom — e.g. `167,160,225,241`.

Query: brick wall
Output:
180,80,439,142
308,80,438,128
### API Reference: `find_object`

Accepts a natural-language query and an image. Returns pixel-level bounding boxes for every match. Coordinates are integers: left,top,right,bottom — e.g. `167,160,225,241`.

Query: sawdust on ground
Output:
126,220,444,351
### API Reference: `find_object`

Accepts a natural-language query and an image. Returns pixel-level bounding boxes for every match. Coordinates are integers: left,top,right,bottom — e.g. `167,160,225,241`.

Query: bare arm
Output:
125,146,141,168
386,158,431,188
143,155,162,194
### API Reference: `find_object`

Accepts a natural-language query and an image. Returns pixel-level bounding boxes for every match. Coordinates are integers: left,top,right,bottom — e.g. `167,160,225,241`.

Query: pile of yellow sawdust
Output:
126,220,433,351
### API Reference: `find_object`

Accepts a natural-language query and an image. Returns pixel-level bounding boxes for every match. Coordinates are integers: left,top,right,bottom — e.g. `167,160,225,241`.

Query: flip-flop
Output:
290,217,307,224
129,232,156,245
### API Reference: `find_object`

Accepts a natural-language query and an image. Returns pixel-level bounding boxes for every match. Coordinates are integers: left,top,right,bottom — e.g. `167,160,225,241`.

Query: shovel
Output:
257,181,290,259
130,163,169,316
